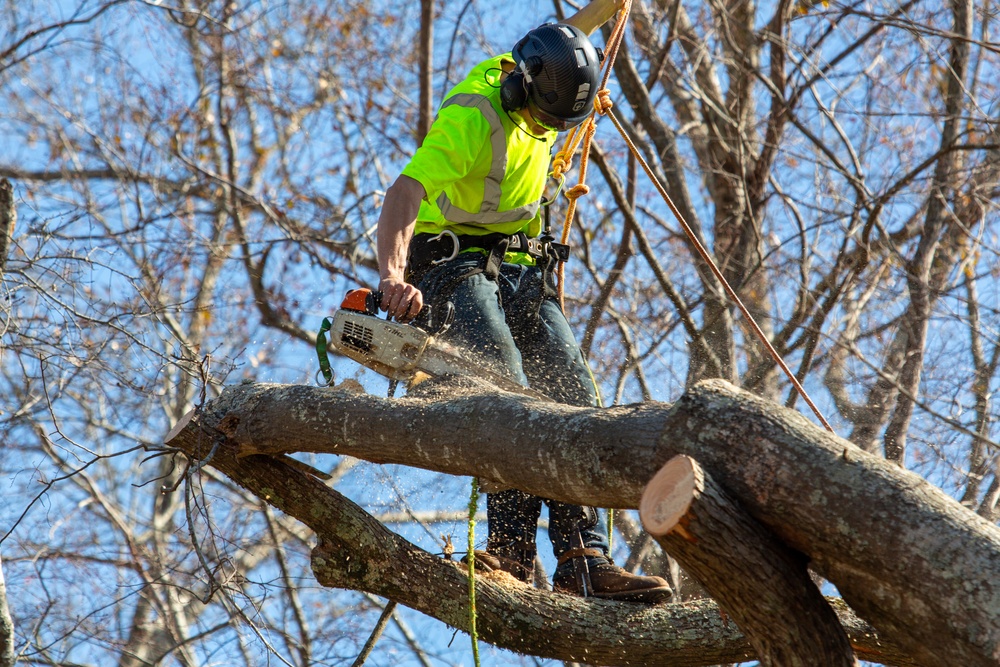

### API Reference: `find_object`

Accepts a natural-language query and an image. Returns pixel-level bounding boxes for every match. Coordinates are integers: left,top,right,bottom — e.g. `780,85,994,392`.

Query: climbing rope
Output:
552,0,834,432
552,0,632,307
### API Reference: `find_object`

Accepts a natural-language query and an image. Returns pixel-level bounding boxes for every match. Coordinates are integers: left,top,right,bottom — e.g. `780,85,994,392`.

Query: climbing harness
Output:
409,230,568,282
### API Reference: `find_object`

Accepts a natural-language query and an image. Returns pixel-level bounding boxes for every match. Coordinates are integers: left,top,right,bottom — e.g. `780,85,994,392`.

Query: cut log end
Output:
165,409,196,444
639,455,699,537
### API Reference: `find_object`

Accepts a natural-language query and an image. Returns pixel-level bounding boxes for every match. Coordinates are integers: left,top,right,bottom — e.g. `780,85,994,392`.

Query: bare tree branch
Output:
0,179,13,279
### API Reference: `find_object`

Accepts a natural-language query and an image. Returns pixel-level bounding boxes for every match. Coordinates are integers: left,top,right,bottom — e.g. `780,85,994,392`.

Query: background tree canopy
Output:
1,0,998,665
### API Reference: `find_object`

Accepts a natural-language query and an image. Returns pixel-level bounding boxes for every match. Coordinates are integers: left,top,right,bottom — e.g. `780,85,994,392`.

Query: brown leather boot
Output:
552,548,673,604
460,550,534,583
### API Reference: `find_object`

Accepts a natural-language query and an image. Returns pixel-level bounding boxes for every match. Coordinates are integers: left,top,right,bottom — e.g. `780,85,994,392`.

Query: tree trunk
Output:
0,184,14,667
167,377,1000,666
640,455,857,667
0,178,14,278
0,553,15,667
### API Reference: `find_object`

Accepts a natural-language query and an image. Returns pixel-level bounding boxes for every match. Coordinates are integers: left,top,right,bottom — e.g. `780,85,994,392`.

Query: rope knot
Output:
595,89,613,115
565,184,590,200
552,151,570,179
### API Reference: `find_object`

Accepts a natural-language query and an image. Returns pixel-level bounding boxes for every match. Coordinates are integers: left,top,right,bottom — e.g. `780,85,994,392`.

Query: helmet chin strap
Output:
503,109,550,141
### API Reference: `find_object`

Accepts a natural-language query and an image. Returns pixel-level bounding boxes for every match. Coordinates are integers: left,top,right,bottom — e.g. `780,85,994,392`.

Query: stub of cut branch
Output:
640,454,858,667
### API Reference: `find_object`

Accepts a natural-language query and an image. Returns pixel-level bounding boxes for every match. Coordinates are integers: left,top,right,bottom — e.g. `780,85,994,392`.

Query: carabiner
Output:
544,173,566,203
429,229,460,265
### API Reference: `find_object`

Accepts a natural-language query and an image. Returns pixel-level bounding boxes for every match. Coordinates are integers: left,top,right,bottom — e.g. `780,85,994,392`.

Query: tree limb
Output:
0,179,14,278
167,410,911,666
641,455,857,666
166,377,1000,665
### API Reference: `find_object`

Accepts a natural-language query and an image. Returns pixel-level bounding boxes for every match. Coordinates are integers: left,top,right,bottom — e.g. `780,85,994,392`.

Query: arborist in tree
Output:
376,0,672,603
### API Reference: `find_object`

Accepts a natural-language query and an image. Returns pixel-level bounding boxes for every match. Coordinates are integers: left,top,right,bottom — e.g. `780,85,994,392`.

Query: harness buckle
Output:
429,229,460,265
549,241,570,262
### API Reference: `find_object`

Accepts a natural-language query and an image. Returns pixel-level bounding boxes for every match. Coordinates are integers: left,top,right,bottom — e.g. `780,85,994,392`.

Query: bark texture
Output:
167,377,1000,666
0,178,14,277
640,455,857,667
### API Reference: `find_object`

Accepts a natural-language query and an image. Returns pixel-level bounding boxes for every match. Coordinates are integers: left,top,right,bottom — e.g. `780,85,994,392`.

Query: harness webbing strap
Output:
408,231,568,285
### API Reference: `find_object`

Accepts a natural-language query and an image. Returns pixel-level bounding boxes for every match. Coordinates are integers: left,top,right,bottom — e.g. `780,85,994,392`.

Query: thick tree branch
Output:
166,414,911,666
0,179,14,278
641,455,857,666
167,377,1000,666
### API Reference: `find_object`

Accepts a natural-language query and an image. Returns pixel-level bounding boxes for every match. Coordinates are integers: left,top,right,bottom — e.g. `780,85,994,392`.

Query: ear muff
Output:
500,68,528,112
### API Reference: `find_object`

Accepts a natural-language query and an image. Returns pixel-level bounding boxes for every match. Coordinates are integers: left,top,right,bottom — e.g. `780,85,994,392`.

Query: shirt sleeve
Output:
401,96,492,205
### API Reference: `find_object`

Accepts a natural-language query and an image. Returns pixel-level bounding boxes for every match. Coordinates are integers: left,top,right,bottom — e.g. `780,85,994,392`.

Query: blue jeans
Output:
416,254,610,576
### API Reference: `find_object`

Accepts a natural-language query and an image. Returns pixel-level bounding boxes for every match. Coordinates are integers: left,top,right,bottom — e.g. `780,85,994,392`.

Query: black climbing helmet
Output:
501,23,604,131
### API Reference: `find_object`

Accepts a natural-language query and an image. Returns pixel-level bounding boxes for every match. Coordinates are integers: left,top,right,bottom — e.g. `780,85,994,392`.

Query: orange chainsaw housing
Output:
341,288,379,315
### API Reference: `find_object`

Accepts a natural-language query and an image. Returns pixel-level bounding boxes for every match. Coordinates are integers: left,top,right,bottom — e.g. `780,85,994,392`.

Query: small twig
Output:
197,354,212,409
131,449,184,489
184,470,223,605
351,600,398,667
0,444,147,545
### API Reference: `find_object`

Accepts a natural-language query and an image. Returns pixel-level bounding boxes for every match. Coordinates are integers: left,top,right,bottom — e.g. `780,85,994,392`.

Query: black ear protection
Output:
500,56,542,113
499,66,528,112
500,63,528,111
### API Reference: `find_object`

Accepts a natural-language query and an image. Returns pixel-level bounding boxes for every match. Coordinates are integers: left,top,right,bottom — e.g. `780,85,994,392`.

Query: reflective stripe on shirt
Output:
433,93,541,225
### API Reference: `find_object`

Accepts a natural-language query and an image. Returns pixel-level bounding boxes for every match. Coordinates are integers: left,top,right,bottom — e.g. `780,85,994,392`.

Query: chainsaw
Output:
316,288,549,400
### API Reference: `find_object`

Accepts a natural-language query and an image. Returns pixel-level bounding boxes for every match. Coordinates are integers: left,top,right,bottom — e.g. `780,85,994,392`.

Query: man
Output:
376,0,671,603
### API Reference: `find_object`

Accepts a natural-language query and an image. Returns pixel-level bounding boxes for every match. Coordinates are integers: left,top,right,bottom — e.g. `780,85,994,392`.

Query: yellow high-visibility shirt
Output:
401,53,557,262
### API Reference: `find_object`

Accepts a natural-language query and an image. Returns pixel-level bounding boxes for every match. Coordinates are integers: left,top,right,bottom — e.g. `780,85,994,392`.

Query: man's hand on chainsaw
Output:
379,277,424,322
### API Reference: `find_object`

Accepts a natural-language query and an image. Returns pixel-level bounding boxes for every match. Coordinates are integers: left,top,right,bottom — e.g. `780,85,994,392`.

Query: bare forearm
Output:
563,0,624,35
376,174,426,321
377,175,424,282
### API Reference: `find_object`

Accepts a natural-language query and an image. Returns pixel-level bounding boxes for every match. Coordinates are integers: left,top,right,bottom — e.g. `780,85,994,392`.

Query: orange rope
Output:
551,0,834,432
555,0,632,309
